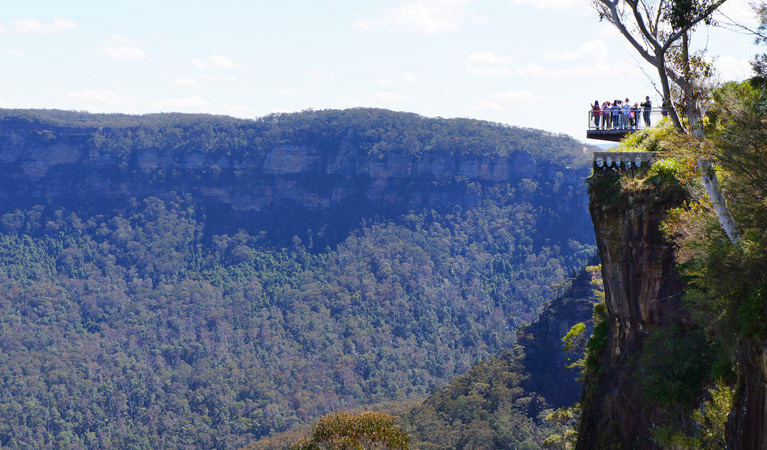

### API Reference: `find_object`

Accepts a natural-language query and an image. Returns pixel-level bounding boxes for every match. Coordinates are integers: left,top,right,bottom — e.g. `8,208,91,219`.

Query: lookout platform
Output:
586,108,666,142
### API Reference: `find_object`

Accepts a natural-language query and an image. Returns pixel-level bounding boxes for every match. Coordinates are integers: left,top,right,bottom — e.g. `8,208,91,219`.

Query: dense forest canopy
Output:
0,108,596,449
0,108,591,165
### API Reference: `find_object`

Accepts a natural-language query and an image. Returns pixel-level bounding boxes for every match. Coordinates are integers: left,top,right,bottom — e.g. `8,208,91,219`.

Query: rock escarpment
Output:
577,154,689,449
0,109,592,245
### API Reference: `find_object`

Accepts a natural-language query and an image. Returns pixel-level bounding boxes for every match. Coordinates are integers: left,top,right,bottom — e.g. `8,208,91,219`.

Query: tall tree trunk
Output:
681,32,741,243
699,160,741,243
656,52,685,132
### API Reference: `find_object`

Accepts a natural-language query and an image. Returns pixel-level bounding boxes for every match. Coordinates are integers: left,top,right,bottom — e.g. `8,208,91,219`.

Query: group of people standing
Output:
591,96,653,130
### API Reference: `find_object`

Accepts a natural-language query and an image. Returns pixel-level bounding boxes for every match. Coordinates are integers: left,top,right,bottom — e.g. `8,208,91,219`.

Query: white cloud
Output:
373,91,410,103
191,55,240,70
596,23,622,39
352,0,485,34
512,62,601,78
215,104,257,118
198,74,238,82
474,90,540,111
466,51,517,76
468,60,635,79
173,78,198,87
0,48,24,56
466,65,515,76
715,0,760,28
154,96,210,110
468,51,514,66
281,89,297,95
269,106,295,114
399,71,420,84
57,89,255,118
100,35,147,60
509,0,591,13
0,17,77,35
466,51,516,76
545,40,608,62
716,55,754,82
101,46,146,60
311,69,334,79
377,71,421,85
335,91,410,108
61,89,136,112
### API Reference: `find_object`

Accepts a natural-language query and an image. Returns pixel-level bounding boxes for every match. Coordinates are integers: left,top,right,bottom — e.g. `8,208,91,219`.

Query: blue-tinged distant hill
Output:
0,108,596,449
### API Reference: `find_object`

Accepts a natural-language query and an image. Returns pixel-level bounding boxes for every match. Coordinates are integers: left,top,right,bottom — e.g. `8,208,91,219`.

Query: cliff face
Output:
520,264,601,407
727,338,767,449
577,157,688,449
0,134,538,208
0,111,590,245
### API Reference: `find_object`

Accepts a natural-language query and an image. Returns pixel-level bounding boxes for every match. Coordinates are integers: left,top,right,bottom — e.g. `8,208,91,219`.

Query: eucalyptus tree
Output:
592,0,726,133
752,2,767,79
593,0,741,243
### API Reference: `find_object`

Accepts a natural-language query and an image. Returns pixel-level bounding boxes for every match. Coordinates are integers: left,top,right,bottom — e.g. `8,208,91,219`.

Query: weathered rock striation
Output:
0,109,593,245
577,157,689,449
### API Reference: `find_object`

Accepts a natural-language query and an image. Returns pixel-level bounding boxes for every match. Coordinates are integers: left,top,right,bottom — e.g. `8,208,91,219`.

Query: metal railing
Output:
587,108,668,132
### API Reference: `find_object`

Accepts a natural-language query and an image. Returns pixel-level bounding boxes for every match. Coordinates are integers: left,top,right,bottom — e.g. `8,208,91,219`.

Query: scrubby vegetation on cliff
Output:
401,264,601,449
578,72,767,448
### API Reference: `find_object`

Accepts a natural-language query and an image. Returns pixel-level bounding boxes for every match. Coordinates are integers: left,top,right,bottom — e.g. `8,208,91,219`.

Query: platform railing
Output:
587,108,667,132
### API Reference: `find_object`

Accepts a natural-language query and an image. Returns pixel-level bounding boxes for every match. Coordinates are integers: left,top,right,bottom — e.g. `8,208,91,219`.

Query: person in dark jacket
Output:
640,96,652,127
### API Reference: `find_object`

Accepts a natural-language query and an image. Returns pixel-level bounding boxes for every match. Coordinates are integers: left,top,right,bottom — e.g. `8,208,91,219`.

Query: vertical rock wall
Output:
727,338,767,449
576,169,688,449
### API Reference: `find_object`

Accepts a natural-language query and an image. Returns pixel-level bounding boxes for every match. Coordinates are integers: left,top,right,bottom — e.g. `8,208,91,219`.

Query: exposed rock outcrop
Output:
727,338,767,449
577,162,689,449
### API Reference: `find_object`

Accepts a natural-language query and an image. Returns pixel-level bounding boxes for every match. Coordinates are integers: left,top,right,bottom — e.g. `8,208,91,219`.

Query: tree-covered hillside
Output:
405,264,601,450
0,109,595,449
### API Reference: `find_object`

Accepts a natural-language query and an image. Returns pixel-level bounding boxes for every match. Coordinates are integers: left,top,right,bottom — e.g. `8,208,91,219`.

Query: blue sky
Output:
0,0,761,142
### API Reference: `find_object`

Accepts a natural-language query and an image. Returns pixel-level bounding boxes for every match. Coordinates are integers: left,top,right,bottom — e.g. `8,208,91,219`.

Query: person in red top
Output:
591,100,601,128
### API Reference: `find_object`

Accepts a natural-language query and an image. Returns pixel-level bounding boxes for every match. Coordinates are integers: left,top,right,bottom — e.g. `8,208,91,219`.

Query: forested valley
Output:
0,108,596,449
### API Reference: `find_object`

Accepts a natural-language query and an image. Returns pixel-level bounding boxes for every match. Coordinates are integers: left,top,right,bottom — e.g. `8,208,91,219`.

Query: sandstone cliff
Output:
577,154,690,449
0,109,593,246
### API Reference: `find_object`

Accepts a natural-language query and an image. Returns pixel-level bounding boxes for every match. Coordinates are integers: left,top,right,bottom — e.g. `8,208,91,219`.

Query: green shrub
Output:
637,325,709,411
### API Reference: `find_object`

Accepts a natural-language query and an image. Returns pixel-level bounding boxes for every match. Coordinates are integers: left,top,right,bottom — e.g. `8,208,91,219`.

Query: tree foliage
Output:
404,266,602,450
592,0,727,133
289,412,410,450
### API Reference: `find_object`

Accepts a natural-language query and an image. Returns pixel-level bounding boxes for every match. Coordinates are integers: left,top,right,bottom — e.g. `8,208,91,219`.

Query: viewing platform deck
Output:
586,108,666,142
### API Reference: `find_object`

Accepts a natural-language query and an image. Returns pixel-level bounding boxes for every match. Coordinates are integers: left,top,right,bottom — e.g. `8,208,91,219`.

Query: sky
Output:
0,0,762,143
